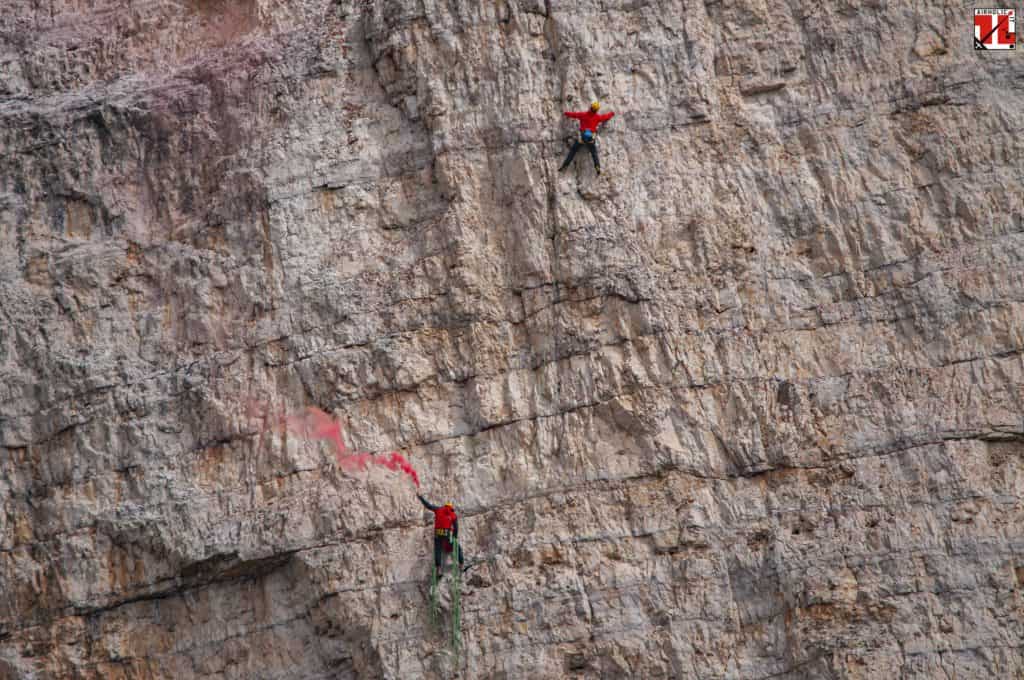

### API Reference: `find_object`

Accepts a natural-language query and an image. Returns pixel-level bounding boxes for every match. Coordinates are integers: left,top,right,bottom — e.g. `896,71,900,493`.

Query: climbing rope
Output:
450,536,462,659
426,538,464,669
547,140,568,461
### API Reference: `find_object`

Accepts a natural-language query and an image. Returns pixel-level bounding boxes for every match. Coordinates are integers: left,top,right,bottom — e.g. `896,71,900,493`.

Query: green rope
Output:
425,535,464,671
450,536,462,662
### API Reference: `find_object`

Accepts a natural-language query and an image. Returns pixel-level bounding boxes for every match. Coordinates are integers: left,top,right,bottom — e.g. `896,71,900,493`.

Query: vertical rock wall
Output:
1,1,1022,678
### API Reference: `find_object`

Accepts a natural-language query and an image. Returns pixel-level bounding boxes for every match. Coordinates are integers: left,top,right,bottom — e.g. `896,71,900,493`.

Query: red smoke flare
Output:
251,404,420,487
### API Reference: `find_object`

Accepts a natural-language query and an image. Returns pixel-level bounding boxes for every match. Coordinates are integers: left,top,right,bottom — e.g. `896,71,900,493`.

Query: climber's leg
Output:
434,535,447,574
559,141,582,171
588,140,601,174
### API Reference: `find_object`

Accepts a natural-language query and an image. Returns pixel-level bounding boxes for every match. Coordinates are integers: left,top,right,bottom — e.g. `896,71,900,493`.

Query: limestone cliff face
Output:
1,1,1022,678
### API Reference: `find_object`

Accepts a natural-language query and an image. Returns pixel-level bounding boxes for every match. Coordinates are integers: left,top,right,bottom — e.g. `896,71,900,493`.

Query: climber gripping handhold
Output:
418,493,466,575
558,101,615,175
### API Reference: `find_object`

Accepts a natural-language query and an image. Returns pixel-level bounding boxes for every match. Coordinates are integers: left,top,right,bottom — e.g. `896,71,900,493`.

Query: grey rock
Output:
0,0,1022,678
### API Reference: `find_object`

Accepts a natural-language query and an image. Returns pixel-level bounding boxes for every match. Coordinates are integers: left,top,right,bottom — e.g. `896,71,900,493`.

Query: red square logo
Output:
975,9,1016,49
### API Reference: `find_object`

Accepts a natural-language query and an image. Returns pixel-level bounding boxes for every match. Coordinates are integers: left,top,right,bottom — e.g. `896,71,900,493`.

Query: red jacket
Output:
564,109,615,133
434,505,457,531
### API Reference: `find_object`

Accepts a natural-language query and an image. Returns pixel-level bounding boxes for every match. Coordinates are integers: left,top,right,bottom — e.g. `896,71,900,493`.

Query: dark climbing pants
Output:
560,139,600,171
434,535,464,573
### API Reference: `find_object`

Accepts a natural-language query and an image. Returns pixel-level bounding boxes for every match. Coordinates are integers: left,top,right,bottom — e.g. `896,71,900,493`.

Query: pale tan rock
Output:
1,0,1022,678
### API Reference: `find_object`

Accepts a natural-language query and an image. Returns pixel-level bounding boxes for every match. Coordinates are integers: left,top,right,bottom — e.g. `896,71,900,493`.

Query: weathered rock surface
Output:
1,1,1022,678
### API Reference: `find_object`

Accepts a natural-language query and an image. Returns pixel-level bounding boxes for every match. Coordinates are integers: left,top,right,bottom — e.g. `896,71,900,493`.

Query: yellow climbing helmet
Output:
444,502,454,509
590,101,600,111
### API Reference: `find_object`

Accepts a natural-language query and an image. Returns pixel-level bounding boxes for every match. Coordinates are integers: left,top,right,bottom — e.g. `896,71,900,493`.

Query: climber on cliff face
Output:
558,100,615,175
418,494,466,576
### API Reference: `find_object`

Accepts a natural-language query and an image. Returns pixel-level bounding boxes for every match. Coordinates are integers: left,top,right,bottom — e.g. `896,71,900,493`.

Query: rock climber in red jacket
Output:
558,101,615,175
418,494,465,576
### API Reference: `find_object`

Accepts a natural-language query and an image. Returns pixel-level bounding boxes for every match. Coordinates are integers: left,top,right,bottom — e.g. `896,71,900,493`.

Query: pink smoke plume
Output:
250,403,420,487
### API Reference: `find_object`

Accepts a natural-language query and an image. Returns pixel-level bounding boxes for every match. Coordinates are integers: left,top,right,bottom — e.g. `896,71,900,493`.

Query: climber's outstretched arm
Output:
418,494,440,511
